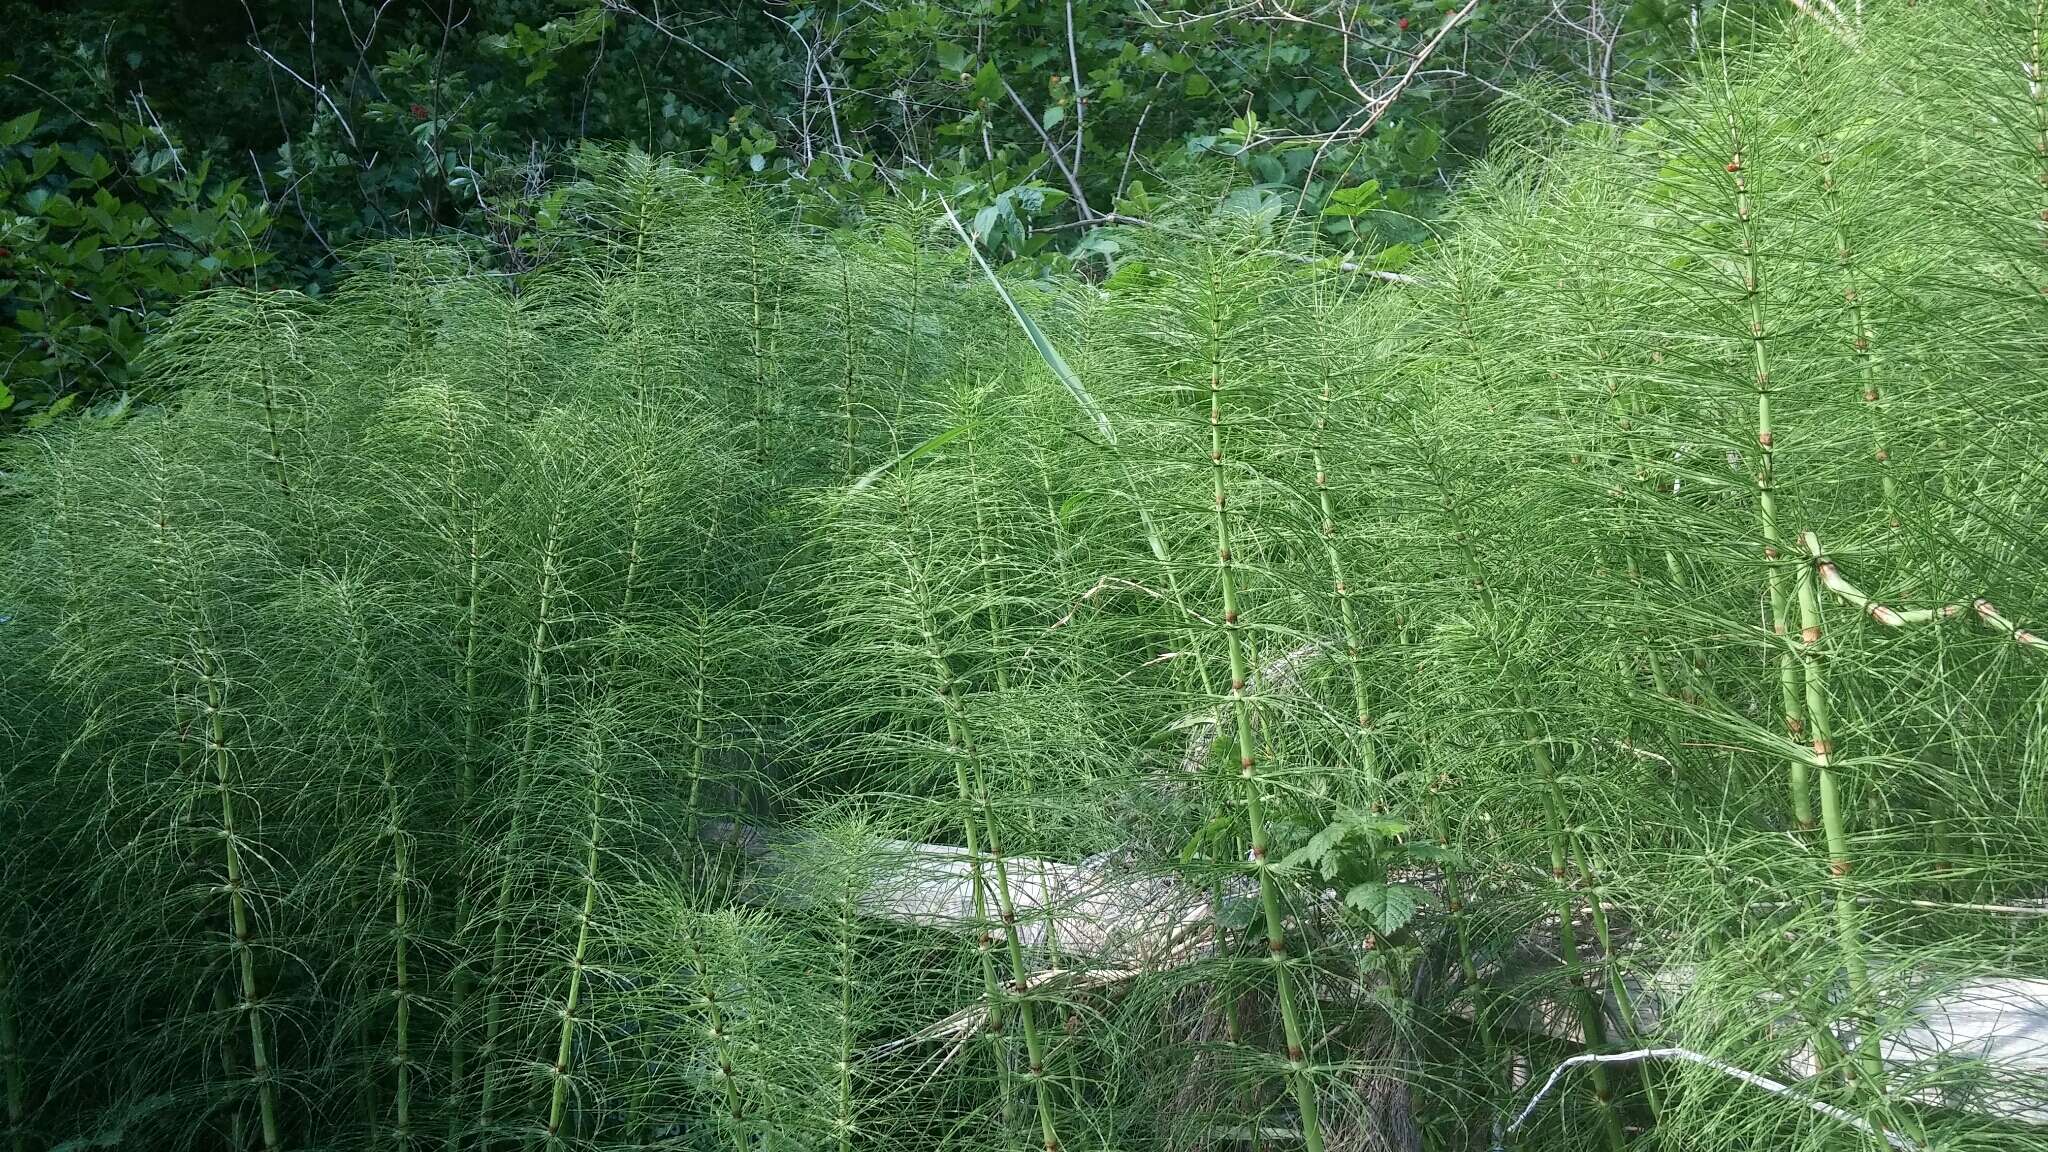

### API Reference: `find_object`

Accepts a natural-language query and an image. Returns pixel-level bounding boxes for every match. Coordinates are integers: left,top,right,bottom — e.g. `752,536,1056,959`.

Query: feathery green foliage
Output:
4,9,2048,1152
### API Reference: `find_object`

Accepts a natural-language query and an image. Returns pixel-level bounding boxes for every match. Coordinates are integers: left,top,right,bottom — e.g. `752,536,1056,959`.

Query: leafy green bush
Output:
0,107,270,426
2,0,1768,429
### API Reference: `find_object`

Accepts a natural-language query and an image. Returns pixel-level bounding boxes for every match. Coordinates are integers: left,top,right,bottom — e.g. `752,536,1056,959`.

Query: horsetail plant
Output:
1192,247,1327,1152
4,29,2048,1152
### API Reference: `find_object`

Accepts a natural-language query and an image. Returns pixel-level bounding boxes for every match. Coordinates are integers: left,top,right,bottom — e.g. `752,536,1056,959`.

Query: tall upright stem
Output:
1306,352,1382,803
1,943,22,1152
354,630,415,1150
830,885,859,1152
1726,114,1815,830
924,633,1051,1151
203,654,283,1151
1426,307,1625,1146
545,748,606,1145
685,923,753,1152
840,258,861,481
1203,295,1325,1152
479,500,566,1130
1793,540,1883,1091
446,407,484,1145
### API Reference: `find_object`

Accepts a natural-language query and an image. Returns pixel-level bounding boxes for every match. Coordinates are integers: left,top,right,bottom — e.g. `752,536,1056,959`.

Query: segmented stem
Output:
1306,355,1382,802
479,499,566,1129
684,923,752,1152
1792,543,1885,1091
349,605,415,1149
203,652,284,1151
925,634,1053,1151
1,943,22,1152
1205,313,1325,1152
545,747,606,1145
1726,115,1815,830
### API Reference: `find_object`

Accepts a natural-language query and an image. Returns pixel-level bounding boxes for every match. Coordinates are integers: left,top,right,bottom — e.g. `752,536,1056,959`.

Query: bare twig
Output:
1001,75,1094,219
248,41,359,148
599,0,753,87
1505,1047,1923,1151
129,91,187,179
1065,0,1085,173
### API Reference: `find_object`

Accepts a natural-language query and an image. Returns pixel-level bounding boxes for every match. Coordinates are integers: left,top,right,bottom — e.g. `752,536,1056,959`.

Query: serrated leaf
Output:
1280,821,1350,879
1344,881,1427,936
1,110,38,148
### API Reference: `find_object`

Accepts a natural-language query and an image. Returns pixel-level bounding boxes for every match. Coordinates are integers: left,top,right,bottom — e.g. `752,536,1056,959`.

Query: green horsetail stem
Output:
2,943,21,1152
1573,847,1664,1120
1306,354,1383,803
2033,0,2047,249
840,258,861,481
1725,112,1816,831
683,921,753,1152
684,617,713,859
478,498,567,1132
1431,432,1625,1149
446,399,485,1145
200,651,284,1152
1727,105,1883,1094
884,508,1019,1144
545,741,607,1145
343,597,417,1149
1203,321,1326,1152
961,409,1013,693
1803,534,2046,650
1792,537,1886,1092
213,982,248,1149
924,640,1055,1152
1425,783,1504,1104
1604,356,1684,709
748,231,774,467
1793,536,1894,1094
1795,37,1900,529
254,328,292,499
831,884,859,1152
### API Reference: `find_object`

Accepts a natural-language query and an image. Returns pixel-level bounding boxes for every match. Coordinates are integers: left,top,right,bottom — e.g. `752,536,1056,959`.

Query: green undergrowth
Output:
3,8,2047,1151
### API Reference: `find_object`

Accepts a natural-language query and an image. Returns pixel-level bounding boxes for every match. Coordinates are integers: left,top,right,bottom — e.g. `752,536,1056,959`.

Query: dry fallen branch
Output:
1505,1046,1922,1150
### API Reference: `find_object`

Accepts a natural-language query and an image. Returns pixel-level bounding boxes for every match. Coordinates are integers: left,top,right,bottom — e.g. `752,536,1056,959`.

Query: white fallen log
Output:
722,819,2048,1127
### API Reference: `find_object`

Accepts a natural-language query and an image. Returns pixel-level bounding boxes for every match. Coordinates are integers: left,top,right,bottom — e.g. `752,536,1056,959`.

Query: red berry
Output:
410,103,431,121
1726,161,1741,172
0,247,11,260
1398,16,1410,30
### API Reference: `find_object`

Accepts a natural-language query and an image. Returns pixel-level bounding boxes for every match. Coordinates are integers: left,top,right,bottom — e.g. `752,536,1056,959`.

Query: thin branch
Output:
599,0,753,87
1505,1047,1922,1151
1065,0,1085,173
1115,93,1156,204
1001,75,1094,220
247,41,359,148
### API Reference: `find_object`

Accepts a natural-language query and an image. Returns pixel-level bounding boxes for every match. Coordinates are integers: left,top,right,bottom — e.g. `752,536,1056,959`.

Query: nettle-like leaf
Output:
1281,809,1410,880
1343,881,1429,937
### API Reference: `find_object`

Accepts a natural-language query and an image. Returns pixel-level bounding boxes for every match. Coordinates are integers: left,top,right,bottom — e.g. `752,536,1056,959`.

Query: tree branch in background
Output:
1256,0,1482,149
1001,74,1096,220
599,0,753,89
248,40,359,148
1065,0,1085,174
